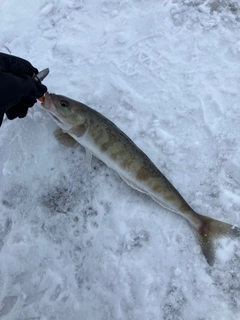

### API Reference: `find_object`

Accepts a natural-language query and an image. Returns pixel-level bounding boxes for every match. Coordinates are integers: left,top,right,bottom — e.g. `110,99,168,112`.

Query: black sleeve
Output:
0,52,38,77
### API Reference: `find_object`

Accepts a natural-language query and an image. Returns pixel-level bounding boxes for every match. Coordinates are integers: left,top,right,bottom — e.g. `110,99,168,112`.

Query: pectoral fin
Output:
68,123,87,137
53,128,78,147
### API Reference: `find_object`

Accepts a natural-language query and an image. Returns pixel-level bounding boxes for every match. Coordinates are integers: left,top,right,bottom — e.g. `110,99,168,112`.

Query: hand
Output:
0,53,48,123
6,98,37,120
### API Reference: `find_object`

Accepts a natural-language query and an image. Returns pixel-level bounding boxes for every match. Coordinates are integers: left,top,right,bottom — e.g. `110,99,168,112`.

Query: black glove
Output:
6,98,37,120
4,78,47,121
0,53,47,125
0,52,39,77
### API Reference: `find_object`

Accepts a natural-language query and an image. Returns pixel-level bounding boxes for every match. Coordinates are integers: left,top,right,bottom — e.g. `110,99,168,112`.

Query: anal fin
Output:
85,148,93,166
119,175,147,194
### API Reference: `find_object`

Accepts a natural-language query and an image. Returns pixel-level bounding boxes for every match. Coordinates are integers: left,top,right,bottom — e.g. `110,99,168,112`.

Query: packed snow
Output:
0,0,240,319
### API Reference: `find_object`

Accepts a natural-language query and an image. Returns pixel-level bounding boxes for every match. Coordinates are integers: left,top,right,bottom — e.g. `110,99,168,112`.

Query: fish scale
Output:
42,92,240,266
83,105,192,216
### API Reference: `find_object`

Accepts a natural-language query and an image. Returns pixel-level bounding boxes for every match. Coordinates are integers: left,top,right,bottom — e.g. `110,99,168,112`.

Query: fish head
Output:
41,93,86,130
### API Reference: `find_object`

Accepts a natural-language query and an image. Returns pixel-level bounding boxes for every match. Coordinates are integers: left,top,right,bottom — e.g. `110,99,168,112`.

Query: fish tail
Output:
196,213,240,266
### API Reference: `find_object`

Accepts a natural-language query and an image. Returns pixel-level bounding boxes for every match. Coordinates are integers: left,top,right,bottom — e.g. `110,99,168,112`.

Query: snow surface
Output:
0,0,240,319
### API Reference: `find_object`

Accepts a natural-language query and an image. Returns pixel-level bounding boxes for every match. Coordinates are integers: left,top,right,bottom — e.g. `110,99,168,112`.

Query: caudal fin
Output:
196,214,240,266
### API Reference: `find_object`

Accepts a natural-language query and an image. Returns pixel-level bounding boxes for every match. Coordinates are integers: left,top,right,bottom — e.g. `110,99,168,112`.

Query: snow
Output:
0,0,240,319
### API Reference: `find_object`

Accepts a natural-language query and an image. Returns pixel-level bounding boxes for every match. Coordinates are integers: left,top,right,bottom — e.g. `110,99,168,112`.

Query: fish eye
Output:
60,100,69,108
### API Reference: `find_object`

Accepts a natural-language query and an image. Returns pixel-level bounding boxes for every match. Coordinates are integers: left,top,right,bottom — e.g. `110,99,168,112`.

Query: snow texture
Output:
0,0,240,319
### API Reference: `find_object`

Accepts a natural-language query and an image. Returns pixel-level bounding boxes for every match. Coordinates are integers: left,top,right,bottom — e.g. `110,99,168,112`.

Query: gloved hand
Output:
6,98,37,120
0,53,47,125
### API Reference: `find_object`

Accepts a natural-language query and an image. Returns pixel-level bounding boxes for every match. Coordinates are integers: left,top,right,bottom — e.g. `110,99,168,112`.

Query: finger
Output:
6,105,20,120
17,107,28,118
28,80,47,99
5,99,36,120
35,81,48,97
21,98,37,109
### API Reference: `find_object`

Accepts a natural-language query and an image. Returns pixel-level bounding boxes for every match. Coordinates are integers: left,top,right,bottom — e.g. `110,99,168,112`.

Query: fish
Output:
41,92,240,266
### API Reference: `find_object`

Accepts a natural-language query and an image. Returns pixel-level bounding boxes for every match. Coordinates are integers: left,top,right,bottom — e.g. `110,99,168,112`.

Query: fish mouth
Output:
40,93,64,125
38,91,53,105
40,92,51,108
40,92,58,113
50,113,62,124
38,96,45,103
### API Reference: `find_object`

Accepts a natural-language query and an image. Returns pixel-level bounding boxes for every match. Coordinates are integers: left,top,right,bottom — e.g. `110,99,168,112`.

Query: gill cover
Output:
51,94,86,129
